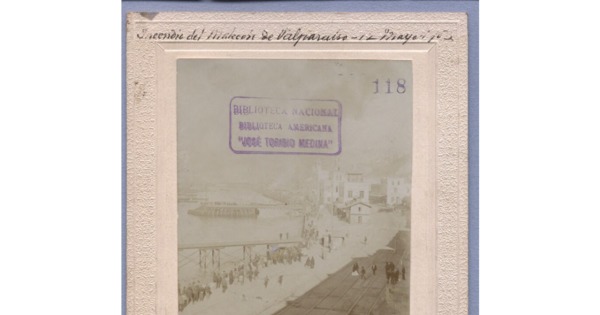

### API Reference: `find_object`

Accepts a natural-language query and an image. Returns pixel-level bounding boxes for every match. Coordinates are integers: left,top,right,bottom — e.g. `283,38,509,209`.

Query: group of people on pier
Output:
178,282,212,311
385,261,406,285
302,225,319,244
178,245,307,312
352,262,368,279
304,256,316,269
267,246,302,265
349,261,407,285
178,255,263,312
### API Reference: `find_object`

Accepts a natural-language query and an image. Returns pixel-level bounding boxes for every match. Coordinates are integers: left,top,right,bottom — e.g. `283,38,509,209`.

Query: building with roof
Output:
341,173,370,204
335,201,372,224
317,166,373,215
317,167,344,205
384,177,410,206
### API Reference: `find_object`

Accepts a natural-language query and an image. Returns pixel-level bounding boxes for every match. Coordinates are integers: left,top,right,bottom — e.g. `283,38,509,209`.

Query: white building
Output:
317,166,344,204
341,173,370,204
384,177,410,206
317,167,372,206
337,201,371,224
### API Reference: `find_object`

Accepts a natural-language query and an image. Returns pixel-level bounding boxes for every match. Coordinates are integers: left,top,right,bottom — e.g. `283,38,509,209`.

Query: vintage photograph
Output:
177,59,413,314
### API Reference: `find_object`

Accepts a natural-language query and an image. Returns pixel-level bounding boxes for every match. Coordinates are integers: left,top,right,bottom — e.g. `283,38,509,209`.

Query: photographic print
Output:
126,11,469,315
177,59,413,315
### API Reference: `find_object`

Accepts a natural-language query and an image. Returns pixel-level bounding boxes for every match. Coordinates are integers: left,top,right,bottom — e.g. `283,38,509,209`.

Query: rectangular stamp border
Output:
228,95,343,156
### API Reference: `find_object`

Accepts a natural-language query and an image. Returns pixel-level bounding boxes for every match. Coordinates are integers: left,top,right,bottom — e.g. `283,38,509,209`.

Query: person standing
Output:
264,275,269,288
278,275,284,286
185,286,193,304
385,262,392,283
192,283,200,302
360,266,367,280
214,274,219,289
371,263,377,275
402,265,406,281
179,293,187,311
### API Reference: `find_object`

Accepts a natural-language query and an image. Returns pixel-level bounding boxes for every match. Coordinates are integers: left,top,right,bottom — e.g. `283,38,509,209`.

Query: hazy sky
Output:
177,59,412,190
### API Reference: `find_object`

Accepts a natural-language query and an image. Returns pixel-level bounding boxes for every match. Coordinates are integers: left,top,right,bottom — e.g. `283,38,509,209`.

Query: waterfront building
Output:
317,165,345,205
317,167,371,206
384,177,410,206
336,201,372,224
340,173,370,204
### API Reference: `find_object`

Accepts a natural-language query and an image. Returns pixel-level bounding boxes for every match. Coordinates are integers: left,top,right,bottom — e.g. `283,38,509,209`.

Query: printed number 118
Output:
372,79,406,94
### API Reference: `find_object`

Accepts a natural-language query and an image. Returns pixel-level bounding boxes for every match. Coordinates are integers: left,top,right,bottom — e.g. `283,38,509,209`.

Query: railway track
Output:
341,247,404,315
275,231,409,315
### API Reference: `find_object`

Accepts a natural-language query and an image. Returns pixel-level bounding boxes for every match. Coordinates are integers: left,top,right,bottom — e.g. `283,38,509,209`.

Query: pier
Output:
178,238,305,273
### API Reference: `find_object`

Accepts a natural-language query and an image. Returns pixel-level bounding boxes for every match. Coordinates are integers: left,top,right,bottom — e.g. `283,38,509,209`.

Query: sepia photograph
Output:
126,11,469,315
177,59,413,314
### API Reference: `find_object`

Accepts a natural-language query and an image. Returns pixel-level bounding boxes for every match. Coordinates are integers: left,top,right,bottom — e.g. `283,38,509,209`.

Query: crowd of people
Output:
350,261,407,285
352,262,367,279
178,282,212,311
302,225,319,244
178,245,308,312
267,246,303,265
385,261,406,285
304,256,316,269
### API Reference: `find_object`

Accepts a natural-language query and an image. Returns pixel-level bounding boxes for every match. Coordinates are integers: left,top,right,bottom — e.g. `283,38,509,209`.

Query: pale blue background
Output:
121,2,479,314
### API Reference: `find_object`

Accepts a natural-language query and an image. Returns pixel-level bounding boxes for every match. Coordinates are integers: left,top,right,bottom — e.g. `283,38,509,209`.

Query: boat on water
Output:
187,203,306,218
188,205,260,218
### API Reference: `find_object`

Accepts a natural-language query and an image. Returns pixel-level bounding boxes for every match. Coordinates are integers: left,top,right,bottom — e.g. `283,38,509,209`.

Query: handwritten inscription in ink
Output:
135,27,453,46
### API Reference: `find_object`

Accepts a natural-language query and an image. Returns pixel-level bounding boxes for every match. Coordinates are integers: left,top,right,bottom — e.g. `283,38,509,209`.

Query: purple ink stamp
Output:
229,96,342,155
